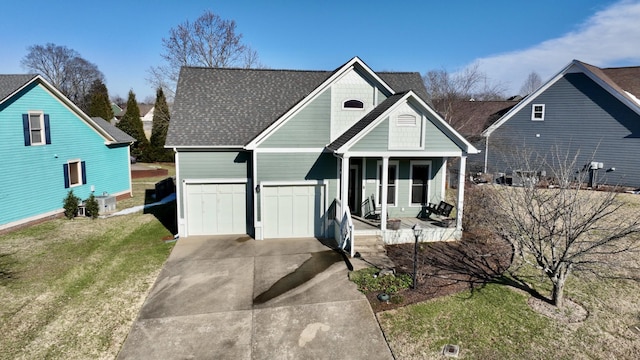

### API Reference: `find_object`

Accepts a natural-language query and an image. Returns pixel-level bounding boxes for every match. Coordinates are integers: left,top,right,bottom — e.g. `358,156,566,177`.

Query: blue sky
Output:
1,0,638,101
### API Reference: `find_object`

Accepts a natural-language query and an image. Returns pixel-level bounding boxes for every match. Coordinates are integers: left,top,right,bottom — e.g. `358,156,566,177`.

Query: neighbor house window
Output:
64,160,86,188
397,114,417,127
22,112,51,146
343,99,364,109
531,104,545,121
410,161,431,205
377,161,398,205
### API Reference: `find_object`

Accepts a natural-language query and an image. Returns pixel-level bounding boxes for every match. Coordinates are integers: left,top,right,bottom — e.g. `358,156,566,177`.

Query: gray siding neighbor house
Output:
166,57,477,249
482,60,640,188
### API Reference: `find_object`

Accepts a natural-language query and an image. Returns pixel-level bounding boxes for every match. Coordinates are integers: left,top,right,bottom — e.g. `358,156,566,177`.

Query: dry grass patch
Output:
0,212,174,359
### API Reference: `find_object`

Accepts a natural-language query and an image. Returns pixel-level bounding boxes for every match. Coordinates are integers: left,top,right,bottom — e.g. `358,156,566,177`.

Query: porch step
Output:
352,235,396,270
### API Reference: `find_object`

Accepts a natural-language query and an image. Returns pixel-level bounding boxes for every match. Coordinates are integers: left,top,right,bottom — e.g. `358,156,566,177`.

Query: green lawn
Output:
379,271,640,359
378,192,640,359
0,209,174,358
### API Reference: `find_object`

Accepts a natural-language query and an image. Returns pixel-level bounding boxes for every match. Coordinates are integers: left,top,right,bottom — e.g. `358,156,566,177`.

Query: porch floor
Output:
352,216,447,231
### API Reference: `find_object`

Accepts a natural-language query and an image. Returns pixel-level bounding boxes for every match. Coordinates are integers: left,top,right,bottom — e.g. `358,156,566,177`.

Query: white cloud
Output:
474,0,640,96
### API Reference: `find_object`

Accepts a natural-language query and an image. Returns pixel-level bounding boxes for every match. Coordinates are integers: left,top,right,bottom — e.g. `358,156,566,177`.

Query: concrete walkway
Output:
117,235,394,359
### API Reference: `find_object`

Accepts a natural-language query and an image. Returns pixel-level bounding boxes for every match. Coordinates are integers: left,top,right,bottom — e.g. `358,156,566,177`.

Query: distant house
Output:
0,74,134,232
432,99,519,173
139,104,154,140
166,57,477,247
482,60,640,187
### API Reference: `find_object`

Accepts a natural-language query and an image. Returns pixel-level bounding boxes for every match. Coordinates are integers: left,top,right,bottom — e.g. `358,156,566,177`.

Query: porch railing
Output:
334,198,355,257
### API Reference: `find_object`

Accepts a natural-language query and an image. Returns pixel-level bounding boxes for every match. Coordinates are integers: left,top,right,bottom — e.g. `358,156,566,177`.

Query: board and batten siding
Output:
259,90,331,148
0,83,131,228
488,73,640,187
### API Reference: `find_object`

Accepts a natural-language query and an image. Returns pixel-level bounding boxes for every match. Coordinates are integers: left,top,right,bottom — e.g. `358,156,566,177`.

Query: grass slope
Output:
0,213,174,359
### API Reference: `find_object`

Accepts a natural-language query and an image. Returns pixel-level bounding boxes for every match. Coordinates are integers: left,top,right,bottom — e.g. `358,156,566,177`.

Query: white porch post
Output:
381,156,389,231
456,155,467,231
341,155,350,214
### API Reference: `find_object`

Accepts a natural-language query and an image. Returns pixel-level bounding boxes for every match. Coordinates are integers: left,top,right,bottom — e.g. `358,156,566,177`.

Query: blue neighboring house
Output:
0,74,134,231
482,60,640,188
166,57,478,250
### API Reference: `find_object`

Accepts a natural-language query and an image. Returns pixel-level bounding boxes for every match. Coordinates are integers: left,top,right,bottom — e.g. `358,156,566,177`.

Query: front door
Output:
348,165,359,215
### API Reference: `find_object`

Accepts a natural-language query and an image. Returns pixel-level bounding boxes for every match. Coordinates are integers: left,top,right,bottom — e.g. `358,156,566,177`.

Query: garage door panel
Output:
186,183,246,236
263,185,324,239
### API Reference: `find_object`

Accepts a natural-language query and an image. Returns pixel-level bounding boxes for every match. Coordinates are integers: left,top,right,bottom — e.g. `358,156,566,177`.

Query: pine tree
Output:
117,90,148,160
86,79,114,121
149,87,173,162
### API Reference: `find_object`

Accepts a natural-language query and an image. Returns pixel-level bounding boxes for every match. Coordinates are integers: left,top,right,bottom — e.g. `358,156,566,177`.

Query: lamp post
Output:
412,224,422,290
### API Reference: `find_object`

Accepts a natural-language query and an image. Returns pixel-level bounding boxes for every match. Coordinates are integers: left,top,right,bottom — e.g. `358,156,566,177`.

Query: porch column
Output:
456,155,467,231
380,156,389,231
341,155,350,215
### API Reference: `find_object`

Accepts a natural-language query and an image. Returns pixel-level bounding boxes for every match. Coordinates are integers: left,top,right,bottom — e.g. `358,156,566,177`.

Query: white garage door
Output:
186,183,246,236
262,185,324,238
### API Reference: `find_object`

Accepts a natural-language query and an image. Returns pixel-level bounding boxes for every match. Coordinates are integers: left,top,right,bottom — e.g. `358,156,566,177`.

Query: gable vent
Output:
397,114,417,126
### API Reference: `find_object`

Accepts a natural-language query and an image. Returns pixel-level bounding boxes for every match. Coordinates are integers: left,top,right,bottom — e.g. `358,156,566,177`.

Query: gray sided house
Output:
166,57,477,248
483,60,640,188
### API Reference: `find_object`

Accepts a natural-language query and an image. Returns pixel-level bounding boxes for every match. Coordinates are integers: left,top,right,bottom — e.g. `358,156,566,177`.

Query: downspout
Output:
484,136,489,174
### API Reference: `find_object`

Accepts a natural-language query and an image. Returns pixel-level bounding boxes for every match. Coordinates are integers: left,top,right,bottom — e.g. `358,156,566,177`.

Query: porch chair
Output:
425,201,454,218
364,194,381,219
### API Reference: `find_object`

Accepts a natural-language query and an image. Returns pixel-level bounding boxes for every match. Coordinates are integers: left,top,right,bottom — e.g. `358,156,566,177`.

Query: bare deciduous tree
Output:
21,43,104,111
519,71,543,96
148,10,262,99
424,62,505,129
487,147,640,307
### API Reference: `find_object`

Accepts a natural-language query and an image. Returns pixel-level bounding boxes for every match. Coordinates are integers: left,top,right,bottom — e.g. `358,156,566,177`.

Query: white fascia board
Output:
0,75,37,106
246,57,397,149
35,76,116,143
574,63,640,117
253,147,326,153
482,60,580,137
335,92,413,153
337,91,478,154
171,145,245,150
338,150,463,158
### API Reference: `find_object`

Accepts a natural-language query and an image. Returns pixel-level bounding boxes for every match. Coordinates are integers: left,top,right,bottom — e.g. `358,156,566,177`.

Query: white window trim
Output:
376,160,399,207
531,104,545,121
409,160,432,207
342,98,365,111
67,159,82,188
28,111,45,145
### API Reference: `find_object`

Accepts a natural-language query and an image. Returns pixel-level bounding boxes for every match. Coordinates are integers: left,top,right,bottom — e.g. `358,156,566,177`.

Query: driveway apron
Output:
117,235,394,359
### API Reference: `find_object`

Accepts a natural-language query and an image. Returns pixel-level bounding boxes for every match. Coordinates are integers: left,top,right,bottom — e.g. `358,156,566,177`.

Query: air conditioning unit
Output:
95,195,116,214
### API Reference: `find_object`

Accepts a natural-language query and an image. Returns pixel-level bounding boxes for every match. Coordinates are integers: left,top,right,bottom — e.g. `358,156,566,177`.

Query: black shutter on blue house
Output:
22,114,30,146
63,163,70,188
81,161,87,185
44,114,51,144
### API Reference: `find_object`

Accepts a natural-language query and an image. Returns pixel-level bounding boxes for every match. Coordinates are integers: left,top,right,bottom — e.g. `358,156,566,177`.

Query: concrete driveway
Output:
117,235,394,359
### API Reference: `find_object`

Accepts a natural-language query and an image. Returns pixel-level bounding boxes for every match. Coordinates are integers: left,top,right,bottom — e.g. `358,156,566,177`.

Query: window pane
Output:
29,114,41,129
344,99,364,109
387,186,395,204
378,164,397,204
69,162,80,185
31,130,42,144
411,164,429,204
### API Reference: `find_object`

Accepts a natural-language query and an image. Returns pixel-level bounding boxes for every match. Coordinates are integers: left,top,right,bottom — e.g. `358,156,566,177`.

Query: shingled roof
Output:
432,99,519,140
601,65,640,98
0,74,38,103
91,117,135,144
166,64,428,147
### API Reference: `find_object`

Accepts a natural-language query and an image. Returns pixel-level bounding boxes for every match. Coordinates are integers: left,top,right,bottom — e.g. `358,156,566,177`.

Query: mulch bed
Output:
367,232,513,312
